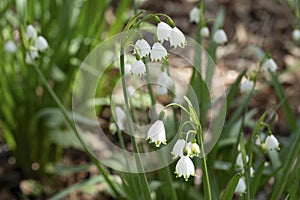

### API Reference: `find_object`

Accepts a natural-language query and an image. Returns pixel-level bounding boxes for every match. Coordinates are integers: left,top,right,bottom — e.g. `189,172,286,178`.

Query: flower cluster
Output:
189,7,228,42
172,139,200,181
25,25,49,64
257,133,280,152
130,20,186,78
146,96,202,181
4,40,17,53
234,152,255,194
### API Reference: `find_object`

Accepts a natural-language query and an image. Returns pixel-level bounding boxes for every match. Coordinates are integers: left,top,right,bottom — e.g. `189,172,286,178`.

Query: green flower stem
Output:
120,46,152,200
143,58,156,106
142,59,178,200
32,63,122,199
197,126,212,200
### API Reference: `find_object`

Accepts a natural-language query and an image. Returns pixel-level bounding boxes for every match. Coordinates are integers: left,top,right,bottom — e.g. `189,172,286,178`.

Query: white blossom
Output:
35,36,49,51
175,156,195,181
156,71,173,96
262,58,277,73
213,29,228,44
26,25,37,39
157,22,172,42
189,7,200,23
250,167,255,177
157,71,173,87
235,177,246,194
134,39,151,58
201,27,210,37
170,27,186,48
109,123,117,134
130,60,146,76
265,135,280,151
240,79,254,93
4,40,17,53
292,29,300,41
115,106,126,130
156,85,168,96
236,152,249,168
25,48,39,64
190,142,200,157
150,42,168,61
171,139,186,159
146,120,166,147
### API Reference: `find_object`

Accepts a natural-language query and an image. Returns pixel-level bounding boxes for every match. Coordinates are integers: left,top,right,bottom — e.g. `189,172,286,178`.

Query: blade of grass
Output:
269,123,300,200
269,71,296,131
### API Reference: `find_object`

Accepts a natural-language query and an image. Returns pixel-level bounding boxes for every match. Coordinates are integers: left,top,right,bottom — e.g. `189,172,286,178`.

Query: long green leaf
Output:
221,173,240,200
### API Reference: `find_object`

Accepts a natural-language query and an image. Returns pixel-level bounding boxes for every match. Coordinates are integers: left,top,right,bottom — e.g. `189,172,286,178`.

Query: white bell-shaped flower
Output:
146,120,166,147
262,58,277,73
240,79,254,93
189,7,200,23
265,135,280,151
4,40,17,53
292,29,300,41
250,167,255,177
150,42,168,61
235,177,246,194
236,152,249,168
109,123,117,135
26,25,37,39
130,60,146,76
156,85,168,96
157,22,172,42
171,139,186,159
201,27,210,38
25,48,39,64
115,106,126,130
175,155,195,181
213,29,228,44
190,142,200,157
157,71,173,87
35,36,49,51
134,39,151,58
170,27,186,48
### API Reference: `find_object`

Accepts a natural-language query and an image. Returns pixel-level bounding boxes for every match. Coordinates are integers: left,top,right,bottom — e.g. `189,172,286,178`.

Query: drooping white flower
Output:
109,123,117,135
127,86,135,97
130,60,146,76
201,27,210,37
213,29,228,44
115,106,126,130
156,71,173,96
262,58,277,73
157,22,172,42
240,79,254,93
250,167,255,177
26,25,37,39
4,40,17,53
35,36,49,51
189,7,200,23
190,142,200,157
265,135,280,151
236,152,249,168
25,48,39,64
170,27,186,48
175,155,195,181
157,71,173,87
134,39,151,58
156,85,168,96
171,139,186,159
292,29,300,41
150,42,168,61
146,120,166,147
235,177,246,194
